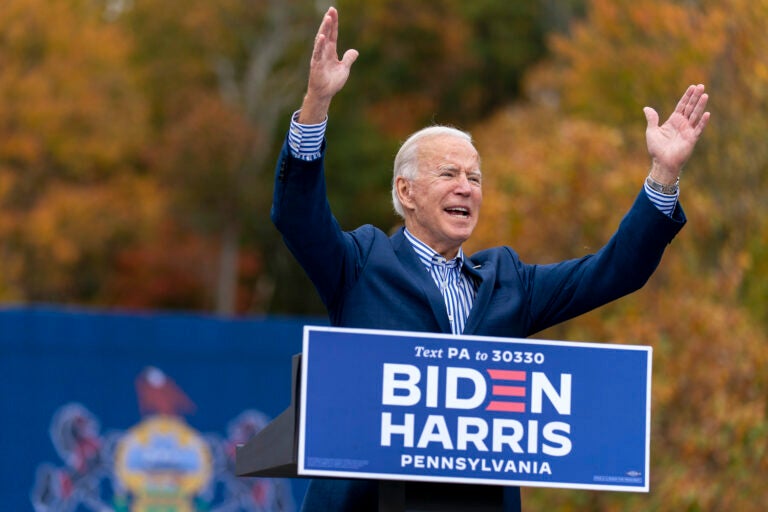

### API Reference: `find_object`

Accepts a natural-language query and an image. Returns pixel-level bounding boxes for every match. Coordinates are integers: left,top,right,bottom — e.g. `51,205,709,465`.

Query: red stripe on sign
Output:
487,369,526,381
492,385,526,397
486,401,526,413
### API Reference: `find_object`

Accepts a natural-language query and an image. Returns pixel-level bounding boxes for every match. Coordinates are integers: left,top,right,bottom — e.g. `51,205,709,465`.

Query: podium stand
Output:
235,354,302,479
235,354,504,511
236,325,652,510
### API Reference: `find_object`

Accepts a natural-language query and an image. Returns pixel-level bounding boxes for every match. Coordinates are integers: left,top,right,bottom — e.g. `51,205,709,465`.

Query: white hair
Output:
391,125,474,218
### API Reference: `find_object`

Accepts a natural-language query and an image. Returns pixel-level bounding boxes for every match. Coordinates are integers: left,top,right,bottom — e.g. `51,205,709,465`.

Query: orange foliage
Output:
468,104,635,262
0,0,147,178
8,177,164,303
470,0,768,509
549,0,726,127
104,223,216,311
0,0,152,303
152,92,258,222
103,222,265,314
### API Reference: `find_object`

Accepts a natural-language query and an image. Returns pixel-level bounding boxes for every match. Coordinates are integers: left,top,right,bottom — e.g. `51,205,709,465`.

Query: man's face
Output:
397,134,482,259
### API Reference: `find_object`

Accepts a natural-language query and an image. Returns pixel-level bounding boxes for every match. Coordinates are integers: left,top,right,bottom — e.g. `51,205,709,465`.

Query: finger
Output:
683,85,703,117
311,34,326,63
644,106,659,129
689,92,709,125
317,8,332,37
316,9,335,49
327,6,339,46
683,84,704,121
674,85,695,115
313,10,340,63
694,111,711,137
312,10,331,54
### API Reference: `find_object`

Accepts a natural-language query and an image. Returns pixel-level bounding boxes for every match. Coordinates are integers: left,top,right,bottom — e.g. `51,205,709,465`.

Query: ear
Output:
395,176,415,211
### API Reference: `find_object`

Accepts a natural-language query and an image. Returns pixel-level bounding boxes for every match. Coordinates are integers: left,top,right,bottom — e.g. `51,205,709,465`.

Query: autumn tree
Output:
0,0,158,303
0,0,558,314
470,0,768,509
111,0,318,314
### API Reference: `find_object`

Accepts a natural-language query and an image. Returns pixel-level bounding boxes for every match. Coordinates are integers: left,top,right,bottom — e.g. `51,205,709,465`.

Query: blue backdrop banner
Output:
298,326,652,492
0,306,318,511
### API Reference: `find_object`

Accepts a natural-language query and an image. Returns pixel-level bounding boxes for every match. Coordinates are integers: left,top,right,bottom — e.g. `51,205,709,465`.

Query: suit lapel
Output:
462,257,494,335
391,229,452,333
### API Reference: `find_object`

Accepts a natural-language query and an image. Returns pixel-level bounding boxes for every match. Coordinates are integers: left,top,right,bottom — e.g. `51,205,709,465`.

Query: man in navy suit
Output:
272,7,710,511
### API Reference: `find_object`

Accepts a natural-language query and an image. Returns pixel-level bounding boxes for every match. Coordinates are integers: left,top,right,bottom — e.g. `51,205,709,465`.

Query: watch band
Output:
646,174,679,195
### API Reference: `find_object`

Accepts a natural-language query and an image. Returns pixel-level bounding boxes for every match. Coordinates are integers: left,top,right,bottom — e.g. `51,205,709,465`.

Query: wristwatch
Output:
646,174,679,195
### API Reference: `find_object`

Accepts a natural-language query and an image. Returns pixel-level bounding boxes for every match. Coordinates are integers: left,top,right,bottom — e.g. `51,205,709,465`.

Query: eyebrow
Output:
435,164,482,175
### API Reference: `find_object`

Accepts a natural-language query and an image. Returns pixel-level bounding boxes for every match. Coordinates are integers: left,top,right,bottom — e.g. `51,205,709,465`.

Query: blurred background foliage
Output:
0,0,766,509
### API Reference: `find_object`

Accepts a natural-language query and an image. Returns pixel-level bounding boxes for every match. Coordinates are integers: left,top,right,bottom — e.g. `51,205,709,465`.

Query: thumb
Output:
643,106,659,130
341,49,359,68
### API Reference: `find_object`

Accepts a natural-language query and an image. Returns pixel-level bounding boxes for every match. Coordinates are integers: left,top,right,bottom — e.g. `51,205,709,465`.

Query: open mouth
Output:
445,207,470,218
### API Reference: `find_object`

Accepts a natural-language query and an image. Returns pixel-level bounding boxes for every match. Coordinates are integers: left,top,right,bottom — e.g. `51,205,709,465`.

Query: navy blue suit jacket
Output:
272,139,685,511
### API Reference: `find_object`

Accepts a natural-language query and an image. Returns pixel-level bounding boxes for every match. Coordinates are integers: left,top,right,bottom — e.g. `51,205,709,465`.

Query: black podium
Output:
235,354,504,511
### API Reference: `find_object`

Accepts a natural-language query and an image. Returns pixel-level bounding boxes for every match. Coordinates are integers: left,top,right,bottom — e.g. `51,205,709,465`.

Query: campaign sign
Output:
298,326,652,492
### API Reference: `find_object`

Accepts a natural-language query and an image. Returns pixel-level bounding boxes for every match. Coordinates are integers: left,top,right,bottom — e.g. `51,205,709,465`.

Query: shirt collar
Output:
403,228,465,269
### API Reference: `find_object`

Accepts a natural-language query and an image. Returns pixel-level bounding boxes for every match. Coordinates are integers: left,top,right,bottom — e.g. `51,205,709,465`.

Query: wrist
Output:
648,160,680,185
646,172,679,195
298,91,332,124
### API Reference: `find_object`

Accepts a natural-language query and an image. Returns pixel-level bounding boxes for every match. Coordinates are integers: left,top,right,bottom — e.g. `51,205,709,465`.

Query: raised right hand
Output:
299,7,358,124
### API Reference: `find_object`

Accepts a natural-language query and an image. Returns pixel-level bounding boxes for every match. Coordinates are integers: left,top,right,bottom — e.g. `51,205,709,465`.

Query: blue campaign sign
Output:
298,326,652,492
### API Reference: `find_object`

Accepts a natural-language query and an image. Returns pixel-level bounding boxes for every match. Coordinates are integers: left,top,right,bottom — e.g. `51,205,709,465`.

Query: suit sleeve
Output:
524,190,686,334
271,138,370,309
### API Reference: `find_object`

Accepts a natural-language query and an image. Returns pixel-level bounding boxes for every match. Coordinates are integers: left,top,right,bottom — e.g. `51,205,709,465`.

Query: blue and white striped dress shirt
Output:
286,111,680,330
403,229,477,335
288,112,327,161
643,182,679,216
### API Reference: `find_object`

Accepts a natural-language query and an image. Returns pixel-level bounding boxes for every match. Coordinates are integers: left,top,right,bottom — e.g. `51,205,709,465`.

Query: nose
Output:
453,172,472,195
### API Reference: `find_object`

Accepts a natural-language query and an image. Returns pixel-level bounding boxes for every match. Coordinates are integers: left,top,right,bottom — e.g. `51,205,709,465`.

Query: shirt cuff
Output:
643,181,679,217
288,110,327,161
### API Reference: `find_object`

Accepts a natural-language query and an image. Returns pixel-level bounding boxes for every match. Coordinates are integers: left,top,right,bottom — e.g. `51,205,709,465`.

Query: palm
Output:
309,51,353,99
647,113,699,171
644,84,710,176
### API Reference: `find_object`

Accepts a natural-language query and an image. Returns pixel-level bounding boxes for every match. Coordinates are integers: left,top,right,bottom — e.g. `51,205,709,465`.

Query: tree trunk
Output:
215,220,239,316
